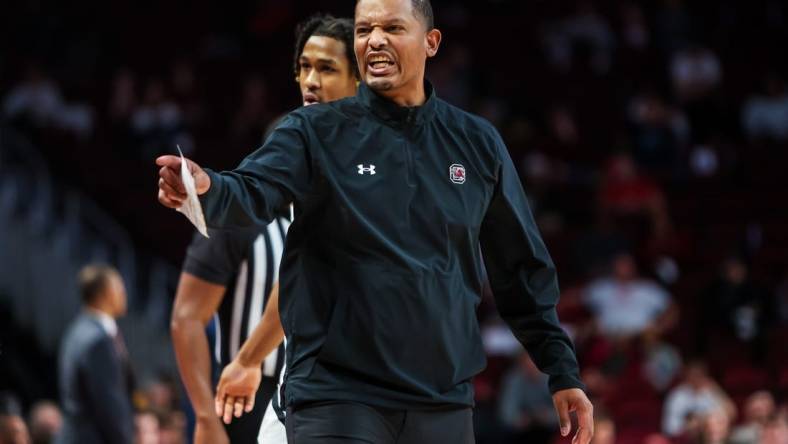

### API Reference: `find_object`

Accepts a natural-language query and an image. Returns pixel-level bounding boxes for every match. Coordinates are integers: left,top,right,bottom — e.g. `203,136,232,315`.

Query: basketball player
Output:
170,14,358,444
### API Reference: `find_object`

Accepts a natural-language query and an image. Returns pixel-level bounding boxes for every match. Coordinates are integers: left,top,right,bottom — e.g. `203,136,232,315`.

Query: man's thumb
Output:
155,155,180,168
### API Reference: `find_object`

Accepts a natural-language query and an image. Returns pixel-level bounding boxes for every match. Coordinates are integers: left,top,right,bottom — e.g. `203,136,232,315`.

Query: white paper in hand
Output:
175,146,209,238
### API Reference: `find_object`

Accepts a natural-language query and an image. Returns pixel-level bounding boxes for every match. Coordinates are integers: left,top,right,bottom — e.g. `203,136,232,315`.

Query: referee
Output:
170,14,359,444
158,0,594,443
171,216,290,444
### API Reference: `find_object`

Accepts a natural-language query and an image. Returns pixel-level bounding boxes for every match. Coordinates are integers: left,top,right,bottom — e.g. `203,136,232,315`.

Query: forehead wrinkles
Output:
356,15,402,27
356,1,411,26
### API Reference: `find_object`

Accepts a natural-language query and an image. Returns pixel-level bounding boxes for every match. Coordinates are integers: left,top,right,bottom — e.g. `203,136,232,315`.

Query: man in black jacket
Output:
157,0,593,442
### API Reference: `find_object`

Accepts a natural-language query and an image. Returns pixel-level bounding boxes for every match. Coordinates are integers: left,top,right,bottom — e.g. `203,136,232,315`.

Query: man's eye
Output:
320,67,336,73
300,63,311,70
356,27,370,35
386,26,403,32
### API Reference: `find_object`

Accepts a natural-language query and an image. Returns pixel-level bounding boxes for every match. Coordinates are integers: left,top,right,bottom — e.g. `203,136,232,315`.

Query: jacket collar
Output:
357,80,437,127
84,308,118,337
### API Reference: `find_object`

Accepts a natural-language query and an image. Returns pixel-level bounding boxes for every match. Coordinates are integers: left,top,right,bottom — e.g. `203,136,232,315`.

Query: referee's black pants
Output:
285,401,475,444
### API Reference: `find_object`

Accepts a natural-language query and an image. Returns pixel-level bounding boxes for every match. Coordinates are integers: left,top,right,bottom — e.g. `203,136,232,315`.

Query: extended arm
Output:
157,113,312,230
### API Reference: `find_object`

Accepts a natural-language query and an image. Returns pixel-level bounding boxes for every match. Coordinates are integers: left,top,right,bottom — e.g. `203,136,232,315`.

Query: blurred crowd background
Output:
1,0,788,443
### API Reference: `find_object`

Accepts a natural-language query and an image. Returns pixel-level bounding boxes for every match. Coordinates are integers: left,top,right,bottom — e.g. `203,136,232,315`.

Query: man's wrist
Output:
195,409,221,423
548,373,586,394
236,347,262,367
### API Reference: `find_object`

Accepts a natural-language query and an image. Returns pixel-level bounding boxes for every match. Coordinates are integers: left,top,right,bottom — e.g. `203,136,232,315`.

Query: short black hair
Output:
355,0,434,30
78,264,118,305
294,14,359,79
410,0,434,30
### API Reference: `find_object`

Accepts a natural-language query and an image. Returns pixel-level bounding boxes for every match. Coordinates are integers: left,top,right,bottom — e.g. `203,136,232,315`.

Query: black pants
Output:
223,377,277,444
285,402,475,444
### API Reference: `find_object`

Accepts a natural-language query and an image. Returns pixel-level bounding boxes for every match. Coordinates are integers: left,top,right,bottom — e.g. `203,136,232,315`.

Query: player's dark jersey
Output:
199,81,584,413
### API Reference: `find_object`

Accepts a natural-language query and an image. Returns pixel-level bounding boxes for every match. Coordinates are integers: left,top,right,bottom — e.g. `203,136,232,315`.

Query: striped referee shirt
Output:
182,217,290,379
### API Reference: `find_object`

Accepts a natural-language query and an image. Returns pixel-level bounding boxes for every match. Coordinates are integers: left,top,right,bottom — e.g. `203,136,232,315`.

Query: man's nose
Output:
306,69,320,88
369,27,387,49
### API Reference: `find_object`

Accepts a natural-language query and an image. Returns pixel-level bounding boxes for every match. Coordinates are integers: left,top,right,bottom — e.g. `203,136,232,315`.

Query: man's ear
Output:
425,28,442,58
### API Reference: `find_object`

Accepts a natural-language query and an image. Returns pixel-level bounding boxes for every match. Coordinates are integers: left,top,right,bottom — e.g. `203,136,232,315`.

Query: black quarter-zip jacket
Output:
199,81,584,411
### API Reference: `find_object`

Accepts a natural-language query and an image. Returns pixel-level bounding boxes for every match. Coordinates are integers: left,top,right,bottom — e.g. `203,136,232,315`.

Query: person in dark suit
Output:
56,264,133,444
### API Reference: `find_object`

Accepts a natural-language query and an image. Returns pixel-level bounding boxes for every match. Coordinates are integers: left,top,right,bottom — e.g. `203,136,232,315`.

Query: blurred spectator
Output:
156,411,185,444
58,265,133,444
133,412,159,444
670,44,724,142
696,409,732,444
583,252,677,341
662,361,736,437
541,104,586,166
543,1,615,74
497,353,557,444
760,413,788,444
627,91,689,172
599,154,672,241
2,65,93,138
130,79,188,158
641,327,682,392
481,317,523,358
742,74,788,141
141,377,179,414
728,391,776,444
670,45,722,103
642,433,672,444
27,401,61,444
589,410,615,444
2,66,62,128
0,392,31,444
0,416,31,444
699,257,774,361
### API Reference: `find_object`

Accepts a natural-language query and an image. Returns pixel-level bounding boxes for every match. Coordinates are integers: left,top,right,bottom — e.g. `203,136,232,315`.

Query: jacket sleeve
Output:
479,128,584,394
199,112,312,229
82,337,133,444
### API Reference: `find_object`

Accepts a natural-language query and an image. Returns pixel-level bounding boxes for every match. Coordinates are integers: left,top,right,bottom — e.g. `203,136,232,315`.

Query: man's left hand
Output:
214,359,262,424
552,388,594,444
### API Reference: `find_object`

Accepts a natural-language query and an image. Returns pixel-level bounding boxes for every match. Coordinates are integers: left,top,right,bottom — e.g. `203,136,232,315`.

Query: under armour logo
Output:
357,164,376,175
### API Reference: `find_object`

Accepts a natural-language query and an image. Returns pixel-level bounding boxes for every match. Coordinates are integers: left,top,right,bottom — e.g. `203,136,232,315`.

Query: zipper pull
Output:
406,108,416,126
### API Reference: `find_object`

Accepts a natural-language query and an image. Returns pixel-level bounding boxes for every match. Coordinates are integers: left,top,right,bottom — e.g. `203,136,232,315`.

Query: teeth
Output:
369,55,391,64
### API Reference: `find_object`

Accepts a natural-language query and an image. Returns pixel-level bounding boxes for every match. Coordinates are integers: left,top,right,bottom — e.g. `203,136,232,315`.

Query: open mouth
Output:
303,93,320,106
367,53,395,75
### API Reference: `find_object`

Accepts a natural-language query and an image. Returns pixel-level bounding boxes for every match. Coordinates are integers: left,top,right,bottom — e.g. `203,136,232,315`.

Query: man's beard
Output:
367,77,393,91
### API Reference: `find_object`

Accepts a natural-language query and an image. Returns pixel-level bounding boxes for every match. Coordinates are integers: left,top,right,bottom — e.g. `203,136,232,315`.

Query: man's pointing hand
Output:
156,155,211,209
